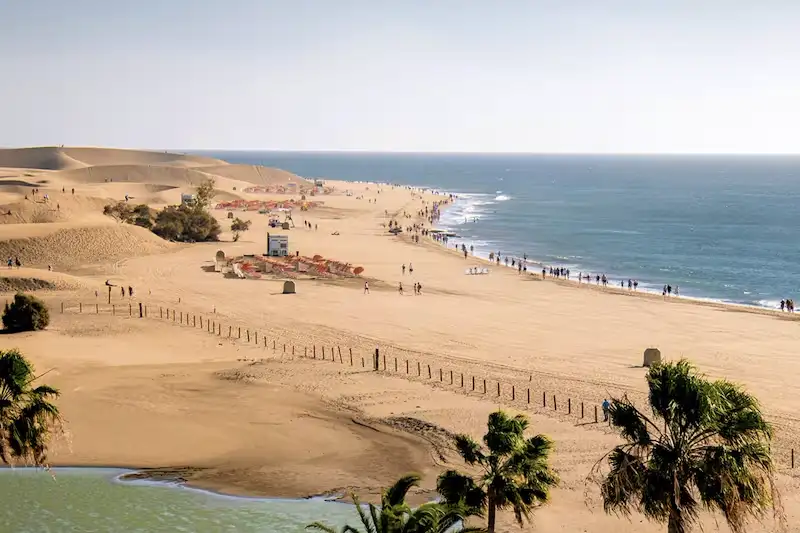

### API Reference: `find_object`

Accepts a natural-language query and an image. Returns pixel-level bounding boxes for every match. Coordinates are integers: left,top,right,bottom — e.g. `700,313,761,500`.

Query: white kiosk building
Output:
267,233,289,257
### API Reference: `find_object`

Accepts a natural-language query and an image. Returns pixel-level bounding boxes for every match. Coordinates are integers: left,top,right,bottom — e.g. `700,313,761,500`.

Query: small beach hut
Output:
643,348,662,367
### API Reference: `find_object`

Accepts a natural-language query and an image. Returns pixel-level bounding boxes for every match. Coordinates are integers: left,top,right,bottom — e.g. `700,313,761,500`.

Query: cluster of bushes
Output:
103,202,155,229
2,293,49,332
102,178,221,243
151,204,221,242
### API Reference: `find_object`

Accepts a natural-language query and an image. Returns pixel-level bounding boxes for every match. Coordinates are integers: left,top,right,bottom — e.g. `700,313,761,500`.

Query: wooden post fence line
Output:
66,305,726,467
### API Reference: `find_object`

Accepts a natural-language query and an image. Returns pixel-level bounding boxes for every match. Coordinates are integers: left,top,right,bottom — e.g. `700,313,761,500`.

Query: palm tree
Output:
307,474,485,533
436,411,559,532
594,359,782,533
0,349,62,466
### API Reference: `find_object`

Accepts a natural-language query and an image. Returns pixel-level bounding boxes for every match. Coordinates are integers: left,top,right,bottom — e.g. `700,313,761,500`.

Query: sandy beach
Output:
2,147,799,532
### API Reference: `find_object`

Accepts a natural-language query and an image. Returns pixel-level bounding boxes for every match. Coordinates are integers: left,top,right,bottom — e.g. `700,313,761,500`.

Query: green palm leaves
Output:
596,360,781,533
0,349,62,466
307,474,484,533
437,411,558,532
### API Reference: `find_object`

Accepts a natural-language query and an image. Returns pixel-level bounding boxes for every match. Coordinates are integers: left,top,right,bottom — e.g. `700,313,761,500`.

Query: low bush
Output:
152,204,221,242
2,293,50,332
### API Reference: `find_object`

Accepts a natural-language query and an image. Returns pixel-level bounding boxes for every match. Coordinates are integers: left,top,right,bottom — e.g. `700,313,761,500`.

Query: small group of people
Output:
6,256,21,269
401,263,414,276
662,284,679,297
780,299,795,312
398,281,423,295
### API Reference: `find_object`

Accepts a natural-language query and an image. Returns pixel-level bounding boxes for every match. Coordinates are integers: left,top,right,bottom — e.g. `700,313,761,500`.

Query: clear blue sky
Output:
2,1,799,153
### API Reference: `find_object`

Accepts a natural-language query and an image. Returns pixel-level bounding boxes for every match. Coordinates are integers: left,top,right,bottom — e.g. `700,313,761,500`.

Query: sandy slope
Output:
2,147,799,532
0,146,225,170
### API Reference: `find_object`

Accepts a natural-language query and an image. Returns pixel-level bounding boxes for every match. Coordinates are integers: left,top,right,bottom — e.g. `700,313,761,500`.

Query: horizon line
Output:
177,149,800,157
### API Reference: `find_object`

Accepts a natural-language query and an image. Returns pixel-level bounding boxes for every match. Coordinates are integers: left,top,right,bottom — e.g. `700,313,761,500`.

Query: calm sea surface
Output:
1,468,357,532
194,152,800,308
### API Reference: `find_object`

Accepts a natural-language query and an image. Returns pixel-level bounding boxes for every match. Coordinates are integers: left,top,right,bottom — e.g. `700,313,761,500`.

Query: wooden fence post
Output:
112,304,115,315
427,364,431,378
512,385,515,401
483,379,486,394
322,346,325,359
255,332,258,344
527,388,530,404
313,345,316,358
472,376,475,391
383,354,386,370
180,311,183,323
373,349,380,371
138,302,143,318
581,402,585,418
406,360,409,374
450,370,453,384
193,315,196,327
160,307,163,318
543,391,546,407
568,398,572,415
417,361,421,376
79,303,82,313
594,405,598,423
553,396,557,411
96,303,99,313
792,449,795,469
338,346,342,359
394,357,398,372
497,382,500,397
439,369,443,381
61,302,64,313
350,348,353,365
461,373,464,387
361,356,365,367
129,303,132,316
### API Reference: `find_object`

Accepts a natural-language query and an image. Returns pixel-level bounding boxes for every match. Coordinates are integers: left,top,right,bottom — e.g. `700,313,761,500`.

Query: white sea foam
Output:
494,194,511,201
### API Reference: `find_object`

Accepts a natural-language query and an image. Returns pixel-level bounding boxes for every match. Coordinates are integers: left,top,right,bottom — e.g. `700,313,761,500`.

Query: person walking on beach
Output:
602,399,611,422
781,299,786,311
128,286,134,298
121,286,125,298
364,281,369,294
398,282,404,295
409,263,413,275
402,264,406,275
633,280,638,290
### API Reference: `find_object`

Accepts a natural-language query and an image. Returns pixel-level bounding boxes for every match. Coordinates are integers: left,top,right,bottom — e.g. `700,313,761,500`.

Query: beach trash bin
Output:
283,280,296,294
643,348,661,367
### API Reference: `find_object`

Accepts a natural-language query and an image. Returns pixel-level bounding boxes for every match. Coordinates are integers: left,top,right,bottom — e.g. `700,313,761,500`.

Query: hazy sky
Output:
2,1,799,153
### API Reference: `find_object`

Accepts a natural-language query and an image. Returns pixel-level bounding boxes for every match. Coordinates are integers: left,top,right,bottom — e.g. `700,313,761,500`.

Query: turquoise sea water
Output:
0,468,357,533
196,152,800,308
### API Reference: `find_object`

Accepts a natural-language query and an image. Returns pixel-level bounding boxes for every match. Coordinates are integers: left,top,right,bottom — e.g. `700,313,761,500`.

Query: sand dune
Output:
0,147,87,171
0,146,225,171
0,267,89,291
193,164,311,186
0,223,174,268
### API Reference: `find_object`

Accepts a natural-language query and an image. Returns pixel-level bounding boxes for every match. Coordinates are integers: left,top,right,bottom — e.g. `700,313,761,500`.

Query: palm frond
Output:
305,522,340,533
453,434,485,466
599,447,647,516
483,411,526,456
436,470,486,511
383,473,420,508
608,399,654,446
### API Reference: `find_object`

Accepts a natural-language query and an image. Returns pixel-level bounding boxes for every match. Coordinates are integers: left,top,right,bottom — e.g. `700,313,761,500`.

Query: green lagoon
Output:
1,468,357,532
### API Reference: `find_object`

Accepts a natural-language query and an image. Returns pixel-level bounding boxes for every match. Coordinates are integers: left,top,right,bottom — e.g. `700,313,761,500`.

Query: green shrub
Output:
230,217,251,242
103,202,154,229
152,204,220,242
2,293,50,332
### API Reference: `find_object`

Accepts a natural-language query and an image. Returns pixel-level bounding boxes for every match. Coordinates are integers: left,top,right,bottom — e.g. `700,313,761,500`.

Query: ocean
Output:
1,468,358,532
193,152,800,309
